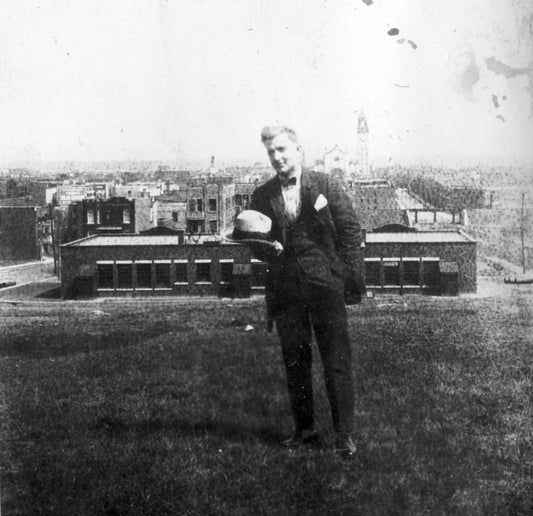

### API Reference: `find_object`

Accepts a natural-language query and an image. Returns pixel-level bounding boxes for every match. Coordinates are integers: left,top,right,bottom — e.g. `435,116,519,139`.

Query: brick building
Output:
0,206,51,261
56,183,110,206
184,182,235,235
153,192,188,230
60,235,266,299
234,182,258,213
60,228,476,299
364,229,476,294
62,197,154,243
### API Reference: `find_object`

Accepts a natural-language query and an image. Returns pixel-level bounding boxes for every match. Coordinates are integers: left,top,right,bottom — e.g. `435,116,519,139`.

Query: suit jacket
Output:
250,170,365,328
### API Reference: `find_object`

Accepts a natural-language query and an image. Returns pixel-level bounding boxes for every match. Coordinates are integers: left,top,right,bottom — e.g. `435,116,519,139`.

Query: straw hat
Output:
226,209,274,245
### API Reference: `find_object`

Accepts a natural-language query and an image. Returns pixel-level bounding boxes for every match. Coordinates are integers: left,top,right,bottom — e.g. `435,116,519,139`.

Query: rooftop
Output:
63,234,231,247
366,230,475,244
64,230,476,248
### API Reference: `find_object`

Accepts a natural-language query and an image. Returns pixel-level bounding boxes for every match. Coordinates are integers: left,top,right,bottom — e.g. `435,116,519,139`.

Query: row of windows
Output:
188,198,218,213
187,195,252,213
235,194,250,208
85,194,249,226
185,220,218,234
96,260,266,290
365,258,441,288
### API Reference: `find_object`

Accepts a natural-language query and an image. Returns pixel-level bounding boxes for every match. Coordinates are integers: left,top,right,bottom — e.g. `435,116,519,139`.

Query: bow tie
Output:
280,176,297,187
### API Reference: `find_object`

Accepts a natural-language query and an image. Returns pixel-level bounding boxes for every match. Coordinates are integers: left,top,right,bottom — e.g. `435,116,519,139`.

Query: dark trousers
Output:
274,263,355,436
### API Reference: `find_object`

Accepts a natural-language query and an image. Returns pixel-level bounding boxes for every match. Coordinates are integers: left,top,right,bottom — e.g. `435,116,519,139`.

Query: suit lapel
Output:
268,178,287,244
300,171,319,219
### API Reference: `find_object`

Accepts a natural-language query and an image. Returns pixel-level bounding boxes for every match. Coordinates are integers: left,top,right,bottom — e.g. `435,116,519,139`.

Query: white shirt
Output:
280,170,302,223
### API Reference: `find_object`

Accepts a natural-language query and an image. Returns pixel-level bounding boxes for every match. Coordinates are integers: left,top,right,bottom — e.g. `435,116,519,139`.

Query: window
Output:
172,211,179,222
123,208,131,224
365,260,381,286
196,199,203,212
208,198,217,212
136,262,152,288
187,220,204,234
155,262,171,288
96,209,101,224
383,259,400,286
235,194,242,207
251,260,267,288
188,199,196,212
403,259,420,286
422,259,440,288
117,263,133,288
174,261,188,284
97,263,114,288
243,195,249,208
86,209,95,224
209,220,217,233
220,260,234,284
195,260,211,283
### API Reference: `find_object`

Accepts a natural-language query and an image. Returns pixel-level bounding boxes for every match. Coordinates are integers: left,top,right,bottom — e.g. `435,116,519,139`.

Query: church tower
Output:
356,109,370,177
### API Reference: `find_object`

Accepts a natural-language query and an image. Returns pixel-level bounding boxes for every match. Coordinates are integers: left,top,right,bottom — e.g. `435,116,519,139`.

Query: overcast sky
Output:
1,0,532,168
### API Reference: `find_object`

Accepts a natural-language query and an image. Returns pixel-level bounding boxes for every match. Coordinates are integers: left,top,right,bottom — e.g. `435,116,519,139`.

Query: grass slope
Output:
1,294,532,515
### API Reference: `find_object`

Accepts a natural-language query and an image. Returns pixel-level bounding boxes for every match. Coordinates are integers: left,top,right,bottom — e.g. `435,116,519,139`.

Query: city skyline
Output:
1,0,532,169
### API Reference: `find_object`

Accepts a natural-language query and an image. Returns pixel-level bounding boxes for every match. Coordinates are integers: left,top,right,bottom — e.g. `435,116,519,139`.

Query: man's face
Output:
263,132,302,179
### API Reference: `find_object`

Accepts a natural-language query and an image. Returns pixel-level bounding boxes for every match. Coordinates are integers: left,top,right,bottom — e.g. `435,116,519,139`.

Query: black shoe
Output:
334,434,357,458
282,428,321,448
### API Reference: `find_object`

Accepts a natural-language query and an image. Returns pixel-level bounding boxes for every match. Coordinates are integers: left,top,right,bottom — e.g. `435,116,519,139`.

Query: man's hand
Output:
271,240,284,256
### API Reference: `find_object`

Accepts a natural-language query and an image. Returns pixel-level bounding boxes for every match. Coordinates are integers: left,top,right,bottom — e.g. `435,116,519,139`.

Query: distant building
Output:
153,192,188,231
28,181,59,206
234,182,258,213
62,197,154,243
323,145,349,183
350,180,409,230
184,181,235,235
56,183,110,206
0,206,52,261
112,182,163,199
322,110,370,183
153,168,192,184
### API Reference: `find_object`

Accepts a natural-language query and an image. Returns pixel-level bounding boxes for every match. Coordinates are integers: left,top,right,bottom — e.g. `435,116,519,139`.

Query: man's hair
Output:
260,126,299,144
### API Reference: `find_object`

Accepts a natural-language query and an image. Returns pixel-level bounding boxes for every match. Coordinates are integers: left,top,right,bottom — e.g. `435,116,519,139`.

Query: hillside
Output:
1,292,532,514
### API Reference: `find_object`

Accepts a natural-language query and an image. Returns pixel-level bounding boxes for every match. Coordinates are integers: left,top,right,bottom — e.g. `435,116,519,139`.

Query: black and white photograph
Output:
1,1,532,514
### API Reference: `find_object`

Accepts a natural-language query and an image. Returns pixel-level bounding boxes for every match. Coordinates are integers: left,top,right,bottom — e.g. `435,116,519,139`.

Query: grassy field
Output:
1,291,532,515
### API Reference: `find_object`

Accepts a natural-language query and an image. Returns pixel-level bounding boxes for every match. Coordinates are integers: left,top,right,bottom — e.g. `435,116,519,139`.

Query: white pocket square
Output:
314,194,328,211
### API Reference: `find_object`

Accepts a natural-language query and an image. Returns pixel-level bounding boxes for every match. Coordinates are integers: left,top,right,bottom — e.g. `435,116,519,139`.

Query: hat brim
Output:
224,234,278,247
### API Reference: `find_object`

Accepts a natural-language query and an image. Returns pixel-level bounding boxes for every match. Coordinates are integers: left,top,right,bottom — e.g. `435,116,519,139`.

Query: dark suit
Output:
250,170,364,437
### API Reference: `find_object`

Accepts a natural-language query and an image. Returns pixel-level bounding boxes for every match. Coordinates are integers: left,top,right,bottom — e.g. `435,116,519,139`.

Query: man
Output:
250,126,365,457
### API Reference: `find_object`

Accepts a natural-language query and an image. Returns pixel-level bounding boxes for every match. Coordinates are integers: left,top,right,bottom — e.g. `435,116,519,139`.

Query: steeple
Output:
356,109,370,177
357,109,369,134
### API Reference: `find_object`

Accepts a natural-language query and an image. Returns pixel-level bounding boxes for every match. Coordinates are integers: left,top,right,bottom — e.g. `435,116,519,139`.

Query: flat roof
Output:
64,234,230,247
64,231,475,247
366,231,475,244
